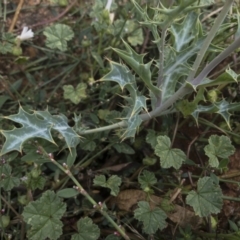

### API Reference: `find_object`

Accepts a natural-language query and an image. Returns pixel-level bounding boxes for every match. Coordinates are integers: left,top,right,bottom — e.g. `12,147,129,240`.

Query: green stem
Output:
40,149,129,240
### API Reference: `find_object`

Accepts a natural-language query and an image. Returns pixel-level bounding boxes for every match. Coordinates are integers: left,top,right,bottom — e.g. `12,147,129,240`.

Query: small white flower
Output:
17,27,34,41
105,0,113,11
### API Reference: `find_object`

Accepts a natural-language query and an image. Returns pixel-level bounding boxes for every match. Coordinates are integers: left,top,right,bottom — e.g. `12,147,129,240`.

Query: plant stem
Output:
192,37,240,85
43,152,130,240
186,0,234,83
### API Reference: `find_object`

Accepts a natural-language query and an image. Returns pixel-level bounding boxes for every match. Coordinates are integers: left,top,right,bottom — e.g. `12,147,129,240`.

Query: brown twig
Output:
29,0,77,29
8,0,24,32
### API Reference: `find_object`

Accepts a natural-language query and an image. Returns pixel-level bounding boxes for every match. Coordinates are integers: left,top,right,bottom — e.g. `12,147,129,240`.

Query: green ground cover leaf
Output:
186,177,223,217
71,217,100,240
204,135,235,168
22,190,66,240
93,175,121,196
113,142,135,154
138,170,157,190
154,135,186,169
134,201,167,234
43,23,74,51
24,173,46,190
0,32,15,54
146,129,159,149
63,83,87,104
0,164,20,191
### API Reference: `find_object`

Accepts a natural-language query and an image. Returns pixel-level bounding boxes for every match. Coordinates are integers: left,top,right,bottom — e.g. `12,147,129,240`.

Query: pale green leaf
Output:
63,83,87,105
0,106,80,155
134,201,167,234
161,38,203,103
204,135,235,168
154,135,186,169
130,95,148,117
189,67,239,89
22,190,66,240
93,175,122,196
121,115,142,140
186,177,223,217
138,170,157,190
0,107,54,155
101,61,136,90
191,100,240,128
170,12,199,52
112,40,160,97
71,217,100,240
43,23,74,51
35,110,80,150
0,164,20,191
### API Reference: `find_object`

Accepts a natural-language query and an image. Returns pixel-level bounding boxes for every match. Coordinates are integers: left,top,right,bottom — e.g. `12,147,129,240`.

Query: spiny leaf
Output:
0,107,80,155
71,217,100,240
22,190,66,240
121,115,142,140
191,100,240,127
170,12,199,52
188,67,239,90
130,95,148,117
101,61,136,90
155,135,186,169
0,107,54,155
112,40,160,97
204,135,235,168
34,110,80,150
134,201,167,234
161,38,203,103
186,177,223,217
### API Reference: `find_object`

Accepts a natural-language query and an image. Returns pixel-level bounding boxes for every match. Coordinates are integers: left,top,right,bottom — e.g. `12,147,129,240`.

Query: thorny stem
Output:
38,146,129,240
81,1,240,136
157,27,167,88
186,0,234,83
